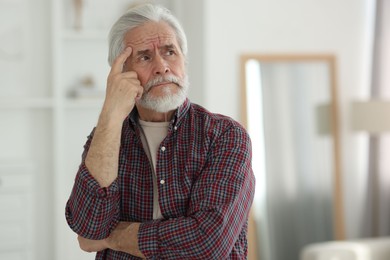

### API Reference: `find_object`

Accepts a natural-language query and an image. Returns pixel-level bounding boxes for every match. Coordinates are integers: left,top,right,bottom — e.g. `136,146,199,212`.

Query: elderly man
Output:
66,3,255,259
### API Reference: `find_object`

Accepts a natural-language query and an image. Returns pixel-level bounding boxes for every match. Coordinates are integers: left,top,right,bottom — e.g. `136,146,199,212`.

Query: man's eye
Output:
166,50,175,56
140,55,150,61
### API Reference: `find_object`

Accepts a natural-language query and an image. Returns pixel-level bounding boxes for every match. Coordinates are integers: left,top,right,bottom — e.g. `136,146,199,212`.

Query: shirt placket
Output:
155,122,178,217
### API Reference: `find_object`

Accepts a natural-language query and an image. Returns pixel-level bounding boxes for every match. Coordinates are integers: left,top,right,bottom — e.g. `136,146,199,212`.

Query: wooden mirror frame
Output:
240,54,345,252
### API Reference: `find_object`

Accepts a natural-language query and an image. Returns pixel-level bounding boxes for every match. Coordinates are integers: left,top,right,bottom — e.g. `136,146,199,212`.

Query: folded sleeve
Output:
65,129,121,239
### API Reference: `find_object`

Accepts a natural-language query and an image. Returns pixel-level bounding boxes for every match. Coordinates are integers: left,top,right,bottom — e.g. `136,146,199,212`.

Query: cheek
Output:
137,72,151,86
171,61,186,77
127,67,149,86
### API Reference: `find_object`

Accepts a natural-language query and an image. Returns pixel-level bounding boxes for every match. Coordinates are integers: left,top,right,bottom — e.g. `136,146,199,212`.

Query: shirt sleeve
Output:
65,129,121,240
138,124,256,259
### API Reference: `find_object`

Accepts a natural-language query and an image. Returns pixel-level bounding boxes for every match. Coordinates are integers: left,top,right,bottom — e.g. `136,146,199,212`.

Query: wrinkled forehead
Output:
124,21,179,51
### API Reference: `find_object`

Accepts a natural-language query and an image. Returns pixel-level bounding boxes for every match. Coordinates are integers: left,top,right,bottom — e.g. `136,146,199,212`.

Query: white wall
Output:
29,1,53,259
201,0,370,238
175,1,206,105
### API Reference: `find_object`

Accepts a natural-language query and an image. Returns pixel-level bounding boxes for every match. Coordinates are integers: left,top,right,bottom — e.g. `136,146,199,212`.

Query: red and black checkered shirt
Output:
66,99,255,259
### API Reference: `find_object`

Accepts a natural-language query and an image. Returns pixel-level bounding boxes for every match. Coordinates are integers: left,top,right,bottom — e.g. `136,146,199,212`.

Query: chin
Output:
138,92,187,113
139,75,189,112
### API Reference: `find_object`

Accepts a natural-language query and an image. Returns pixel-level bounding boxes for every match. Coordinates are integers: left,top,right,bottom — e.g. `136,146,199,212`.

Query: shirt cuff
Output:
138,220,160,259
76,163,119,198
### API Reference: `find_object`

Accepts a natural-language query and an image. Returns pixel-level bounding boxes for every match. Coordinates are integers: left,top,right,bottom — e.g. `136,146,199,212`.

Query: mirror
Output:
241,54,344,260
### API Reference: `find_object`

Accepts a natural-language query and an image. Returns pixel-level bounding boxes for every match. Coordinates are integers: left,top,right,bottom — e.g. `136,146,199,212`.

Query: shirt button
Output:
160,179,165,185
161,146,166,152
174,126,178,131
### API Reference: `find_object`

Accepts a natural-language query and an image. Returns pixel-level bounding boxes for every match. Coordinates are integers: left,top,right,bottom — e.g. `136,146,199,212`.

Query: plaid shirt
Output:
66,99,255,259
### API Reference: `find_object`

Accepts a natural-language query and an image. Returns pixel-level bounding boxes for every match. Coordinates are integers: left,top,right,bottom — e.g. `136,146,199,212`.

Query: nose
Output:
153,55,170,75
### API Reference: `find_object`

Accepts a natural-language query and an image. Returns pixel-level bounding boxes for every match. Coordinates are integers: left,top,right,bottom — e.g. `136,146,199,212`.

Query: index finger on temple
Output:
111,47,132,74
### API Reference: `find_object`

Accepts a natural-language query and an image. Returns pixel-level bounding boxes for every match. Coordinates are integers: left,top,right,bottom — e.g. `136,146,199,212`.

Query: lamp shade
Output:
351,100,390,133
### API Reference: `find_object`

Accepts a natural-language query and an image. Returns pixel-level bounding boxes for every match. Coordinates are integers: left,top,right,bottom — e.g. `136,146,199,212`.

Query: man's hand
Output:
77,222,144,258
78,236,108,253
106,222,145,259
103,46,144,122
85,47,143,188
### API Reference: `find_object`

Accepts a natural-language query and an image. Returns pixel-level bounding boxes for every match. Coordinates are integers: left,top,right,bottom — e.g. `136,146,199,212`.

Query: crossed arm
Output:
77,222,144,258
69,124,255,259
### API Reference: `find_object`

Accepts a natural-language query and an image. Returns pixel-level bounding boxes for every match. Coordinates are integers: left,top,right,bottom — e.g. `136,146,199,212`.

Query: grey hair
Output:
108,3,188,66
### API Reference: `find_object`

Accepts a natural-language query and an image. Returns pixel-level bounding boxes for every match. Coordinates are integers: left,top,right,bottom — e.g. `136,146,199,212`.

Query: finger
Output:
135,86,143,100
120,71,138,79
110,47,132,75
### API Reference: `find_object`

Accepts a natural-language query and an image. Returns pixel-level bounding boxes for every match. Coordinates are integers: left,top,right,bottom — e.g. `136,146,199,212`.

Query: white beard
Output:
137,74,189,113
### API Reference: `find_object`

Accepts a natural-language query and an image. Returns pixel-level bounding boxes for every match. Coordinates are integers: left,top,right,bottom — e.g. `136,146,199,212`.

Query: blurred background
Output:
0,0,389,259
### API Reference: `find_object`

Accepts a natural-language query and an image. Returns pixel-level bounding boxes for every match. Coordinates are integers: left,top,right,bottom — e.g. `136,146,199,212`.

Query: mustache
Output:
144,75,182,92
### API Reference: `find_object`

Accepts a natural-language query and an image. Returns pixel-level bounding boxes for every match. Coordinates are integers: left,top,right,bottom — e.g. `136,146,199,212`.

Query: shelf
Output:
62,29,109,41
0,98,54,109
64,98,104,109
0,97,106,109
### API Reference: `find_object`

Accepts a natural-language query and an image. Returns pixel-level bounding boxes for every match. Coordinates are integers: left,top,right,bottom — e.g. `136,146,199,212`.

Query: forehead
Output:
124,21,179,50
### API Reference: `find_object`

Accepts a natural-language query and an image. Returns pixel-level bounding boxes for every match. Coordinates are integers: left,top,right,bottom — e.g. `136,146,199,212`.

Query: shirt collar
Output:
127,98,190,128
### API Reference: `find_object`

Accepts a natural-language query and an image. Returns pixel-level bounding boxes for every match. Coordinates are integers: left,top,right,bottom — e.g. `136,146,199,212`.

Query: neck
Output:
137,105,175,122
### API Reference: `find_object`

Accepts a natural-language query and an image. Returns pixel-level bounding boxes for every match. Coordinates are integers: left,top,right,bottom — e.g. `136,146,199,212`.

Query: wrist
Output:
101,101,132,124
105,222,145,258
98,108,126,130
128,223,144,258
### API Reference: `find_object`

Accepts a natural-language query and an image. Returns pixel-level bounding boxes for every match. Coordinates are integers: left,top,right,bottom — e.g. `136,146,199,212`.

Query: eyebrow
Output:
162,44,176,50
136,49,152,57
136,44,177,56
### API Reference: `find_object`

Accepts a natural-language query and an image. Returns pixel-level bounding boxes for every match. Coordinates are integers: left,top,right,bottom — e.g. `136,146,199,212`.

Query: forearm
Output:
85,110,123,187
138,205,249,259
67,110,123,237
77,222,145,259
139,179,254,259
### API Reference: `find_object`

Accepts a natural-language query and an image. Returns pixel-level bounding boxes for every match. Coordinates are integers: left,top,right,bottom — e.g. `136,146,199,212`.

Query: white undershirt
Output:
139,119,169,220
